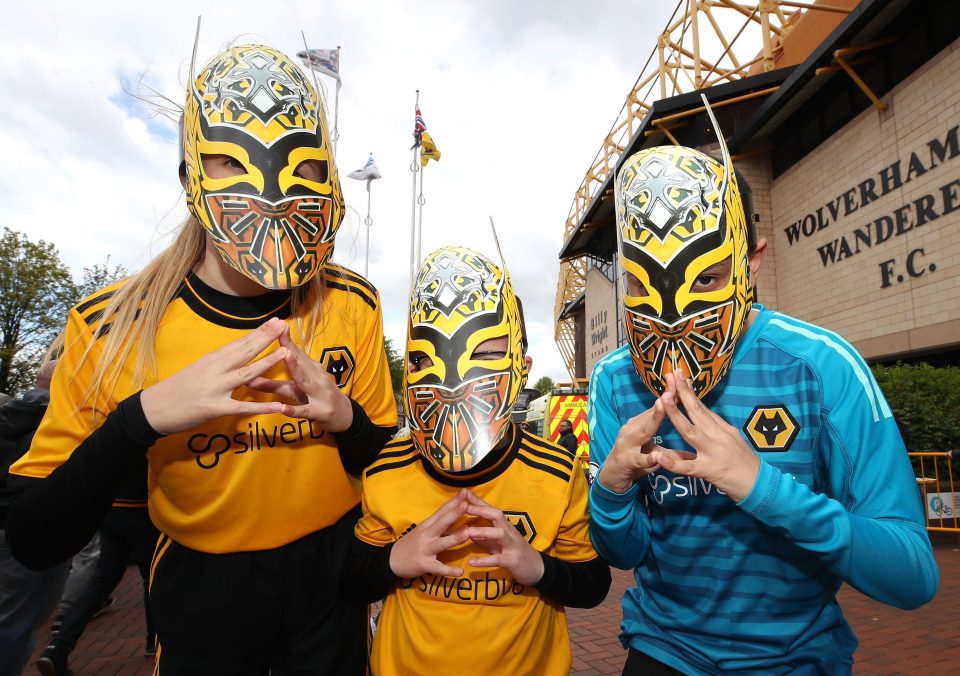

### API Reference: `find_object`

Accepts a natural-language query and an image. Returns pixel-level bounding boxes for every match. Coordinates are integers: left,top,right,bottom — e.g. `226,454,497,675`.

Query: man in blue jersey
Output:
588,125,939,674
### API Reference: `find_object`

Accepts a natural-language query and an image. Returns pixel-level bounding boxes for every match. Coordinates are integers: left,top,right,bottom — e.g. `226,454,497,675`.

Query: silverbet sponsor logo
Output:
187,419,326,469
647,472,727,505
399,572,526,602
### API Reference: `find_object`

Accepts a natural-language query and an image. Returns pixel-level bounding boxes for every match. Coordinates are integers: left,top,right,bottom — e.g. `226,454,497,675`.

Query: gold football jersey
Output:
12,264,396,553
356,426,598,675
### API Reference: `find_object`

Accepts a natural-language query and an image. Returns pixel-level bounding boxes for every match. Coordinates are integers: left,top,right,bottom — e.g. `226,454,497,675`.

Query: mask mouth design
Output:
625,301,737,396
204,192,336,289
407,372,511,474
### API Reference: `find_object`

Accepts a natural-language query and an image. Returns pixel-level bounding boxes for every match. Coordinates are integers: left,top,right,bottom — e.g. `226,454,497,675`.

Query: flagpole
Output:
409,90,421,282
416,166,425,268
364,178,373,278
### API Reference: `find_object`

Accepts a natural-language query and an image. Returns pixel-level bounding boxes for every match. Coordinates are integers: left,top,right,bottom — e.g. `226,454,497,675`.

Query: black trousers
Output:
54,506,157,654
149,504,366,676
622,648,685,676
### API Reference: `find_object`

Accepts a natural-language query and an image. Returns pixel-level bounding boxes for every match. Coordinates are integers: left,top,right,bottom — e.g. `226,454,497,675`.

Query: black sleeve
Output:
341,535,399,604
4,392,160,570
332,398,397,476
534,553,611,608
0,399,31,438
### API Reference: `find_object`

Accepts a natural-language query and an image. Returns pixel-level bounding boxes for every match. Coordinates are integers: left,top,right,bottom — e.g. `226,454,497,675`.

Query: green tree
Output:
385,338,405,394
75,257,130,302
533,375,555,397
0,228,76,395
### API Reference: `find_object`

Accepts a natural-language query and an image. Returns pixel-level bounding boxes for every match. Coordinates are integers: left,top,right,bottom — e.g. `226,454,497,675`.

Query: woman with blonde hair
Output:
5,41,396,674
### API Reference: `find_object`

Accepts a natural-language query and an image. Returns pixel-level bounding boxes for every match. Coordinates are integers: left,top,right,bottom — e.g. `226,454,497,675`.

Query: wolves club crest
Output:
503,511,537,544
319,346,355,388
743,405,799,452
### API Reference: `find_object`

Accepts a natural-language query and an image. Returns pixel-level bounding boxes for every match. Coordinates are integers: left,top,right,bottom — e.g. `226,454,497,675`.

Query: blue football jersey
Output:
588,305,938,674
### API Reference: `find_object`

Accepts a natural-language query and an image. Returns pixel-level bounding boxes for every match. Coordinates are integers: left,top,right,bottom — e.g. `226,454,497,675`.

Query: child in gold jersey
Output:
345,246,610,675
4,41,396,674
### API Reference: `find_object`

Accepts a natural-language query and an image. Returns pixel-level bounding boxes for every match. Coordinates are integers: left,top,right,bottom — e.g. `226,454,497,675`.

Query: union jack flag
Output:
411,107,426,149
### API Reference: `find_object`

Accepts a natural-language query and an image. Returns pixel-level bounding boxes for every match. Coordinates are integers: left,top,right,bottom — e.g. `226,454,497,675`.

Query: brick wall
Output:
769,37,960,359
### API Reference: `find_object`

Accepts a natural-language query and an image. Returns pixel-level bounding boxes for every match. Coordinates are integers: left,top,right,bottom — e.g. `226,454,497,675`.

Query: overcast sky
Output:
0,0,679,385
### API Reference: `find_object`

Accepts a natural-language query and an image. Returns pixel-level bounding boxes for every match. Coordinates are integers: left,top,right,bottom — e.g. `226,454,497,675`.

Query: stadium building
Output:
556,0,960,381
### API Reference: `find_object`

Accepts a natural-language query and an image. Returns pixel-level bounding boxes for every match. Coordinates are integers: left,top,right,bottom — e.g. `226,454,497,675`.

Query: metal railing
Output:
910,452,959,533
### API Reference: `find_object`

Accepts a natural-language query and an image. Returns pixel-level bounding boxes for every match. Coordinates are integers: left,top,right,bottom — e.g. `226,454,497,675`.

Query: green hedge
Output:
871,362,960,481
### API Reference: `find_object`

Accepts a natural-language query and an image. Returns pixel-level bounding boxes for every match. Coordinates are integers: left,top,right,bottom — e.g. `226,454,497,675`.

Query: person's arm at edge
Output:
586,360,651,570
332,398,397,475
739,448,937,609
534,553,610,608
589,479,648,570
738,358,938,609
342,535,398,604
5,392,159,569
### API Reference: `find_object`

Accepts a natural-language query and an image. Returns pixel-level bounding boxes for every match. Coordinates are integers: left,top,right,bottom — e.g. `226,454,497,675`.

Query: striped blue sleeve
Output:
587,356,651,570
739,330,938,609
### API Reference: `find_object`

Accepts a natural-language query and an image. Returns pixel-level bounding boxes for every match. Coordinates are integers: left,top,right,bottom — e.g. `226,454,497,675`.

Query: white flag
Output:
297,48,340,81
348,154,382,181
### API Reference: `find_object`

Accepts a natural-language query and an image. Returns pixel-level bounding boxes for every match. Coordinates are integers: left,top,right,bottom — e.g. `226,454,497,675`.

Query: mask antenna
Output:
488,216,507,273
700,93,735,200
188,16,202,94
490,215,527,353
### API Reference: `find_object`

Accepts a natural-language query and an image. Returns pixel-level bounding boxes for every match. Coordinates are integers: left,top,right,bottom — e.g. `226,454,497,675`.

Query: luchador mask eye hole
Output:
408,351,434,373
292,159,328,184
690,256,732,293
469,337,509,364
624,271,650,298
201,153,248,179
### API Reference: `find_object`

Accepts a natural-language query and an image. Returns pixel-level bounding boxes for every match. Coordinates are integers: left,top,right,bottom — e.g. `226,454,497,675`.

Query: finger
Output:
468,554,502,568
246,377,302,402
651,397,666,425
223,318,287,367
432,530,470,552
462,491,494,510
651,449,697,476
661,391,700,445
425,561,464,578
636,398,666,440
278,331,318,383
465,526,505,541
420,494,468,530
663,368,680,401
223,399,285,419
277,326,303,354
465,503,505,525
278,403,313,420
672,369,715,429
233,347,287,389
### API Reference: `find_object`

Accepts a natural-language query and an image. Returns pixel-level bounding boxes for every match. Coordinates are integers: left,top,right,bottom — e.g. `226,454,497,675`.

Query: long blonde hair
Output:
80,216,324,408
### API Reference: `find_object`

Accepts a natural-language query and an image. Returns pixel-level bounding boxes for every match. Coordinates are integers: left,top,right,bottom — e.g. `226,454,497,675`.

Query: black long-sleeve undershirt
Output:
343,536,611,608
5,393,158,570
4,392,394,570
332,397,397,475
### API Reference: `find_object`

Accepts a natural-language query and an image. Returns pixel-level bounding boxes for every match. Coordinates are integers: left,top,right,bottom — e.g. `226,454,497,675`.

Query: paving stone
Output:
26,547,960,674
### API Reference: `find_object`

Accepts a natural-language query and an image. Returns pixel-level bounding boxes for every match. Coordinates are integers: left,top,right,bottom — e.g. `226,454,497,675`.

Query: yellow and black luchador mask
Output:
404,246,528,473
181,44,343,289
616,142,753,399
